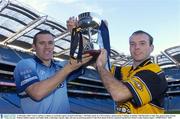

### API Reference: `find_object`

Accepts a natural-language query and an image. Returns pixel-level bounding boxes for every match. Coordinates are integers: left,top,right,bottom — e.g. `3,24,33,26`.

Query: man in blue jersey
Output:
14,30,92,114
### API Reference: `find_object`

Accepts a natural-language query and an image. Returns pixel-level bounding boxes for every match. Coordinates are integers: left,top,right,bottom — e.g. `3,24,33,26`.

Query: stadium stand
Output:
164,96,180,112
0,46,21,63
159,46,180,113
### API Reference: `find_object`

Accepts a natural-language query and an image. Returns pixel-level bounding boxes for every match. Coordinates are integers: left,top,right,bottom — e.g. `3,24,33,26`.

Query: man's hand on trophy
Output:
66,16,78,32
96,49,107,69
67,53,93,71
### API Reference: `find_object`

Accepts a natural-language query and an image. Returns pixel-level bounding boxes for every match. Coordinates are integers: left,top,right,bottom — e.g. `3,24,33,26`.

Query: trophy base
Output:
83,50,101,66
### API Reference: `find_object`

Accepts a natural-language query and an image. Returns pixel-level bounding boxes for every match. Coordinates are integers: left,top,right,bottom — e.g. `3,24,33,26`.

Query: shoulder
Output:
122,65,132,71
111,65,131,71
17,58,35,64
143,63,162,73
15,58,36,71
111,65,132,74
135,63,163,78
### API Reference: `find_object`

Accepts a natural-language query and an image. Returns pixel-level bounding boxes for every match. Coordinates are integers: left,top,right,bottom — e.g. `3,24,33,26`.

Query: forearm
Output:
26,66,72,101
97,66,132,102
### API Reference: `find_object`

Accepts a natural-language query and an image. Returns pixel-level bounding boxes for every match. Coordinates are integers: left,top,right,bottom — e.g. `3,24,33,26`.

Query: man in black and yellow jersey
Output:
96,30,168,114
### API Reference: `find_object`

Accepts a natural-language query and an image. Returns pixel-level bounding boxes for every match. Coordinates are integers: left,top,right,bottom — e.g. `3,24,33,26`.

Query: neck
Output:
132,61,141,69
132,57,150,69
36,56,51,67
43,60,51,67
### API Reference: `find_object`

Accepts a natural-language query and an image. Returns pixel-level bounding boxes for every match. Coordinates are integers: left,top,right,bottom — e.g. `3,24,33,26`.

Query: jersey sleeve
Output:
111,65,122,80
123,70,167,107
13,59,40,95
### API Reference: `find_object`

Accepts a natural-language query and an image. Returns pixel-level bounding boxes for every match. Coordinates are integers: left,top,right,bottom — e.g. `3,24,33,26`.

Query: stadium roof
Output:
0,0,179,67
157,45,180,68
0,0,131,65
0,0,70,58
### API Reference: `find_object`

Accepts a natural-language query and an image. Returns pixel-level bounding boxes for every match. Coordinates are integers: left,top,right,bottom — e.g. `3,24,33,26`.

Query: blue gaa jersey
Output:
14,56,81,114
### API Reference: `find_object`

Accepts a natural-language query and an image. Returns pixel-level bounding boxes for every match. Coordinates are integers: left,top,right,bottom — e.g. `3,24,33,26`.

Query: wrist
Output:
97,65,105,73
63,65,73,74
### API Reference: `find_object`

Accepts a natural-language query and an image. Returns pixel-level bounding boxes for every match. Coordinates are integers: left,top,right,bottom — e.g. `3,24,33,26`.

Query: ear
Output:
32,44,36,51
150,44,154,53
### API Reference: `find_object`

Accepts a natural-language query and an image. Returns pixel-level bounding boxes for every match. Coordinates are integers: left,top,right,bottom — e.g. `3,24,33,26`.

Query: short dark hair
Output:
130,30,153,45
33,30,55,45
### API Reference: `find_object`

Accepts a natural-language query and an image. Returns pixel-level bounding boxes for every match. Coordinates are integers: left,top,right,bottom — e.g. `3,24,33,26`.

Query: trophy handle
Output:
70,27,83,62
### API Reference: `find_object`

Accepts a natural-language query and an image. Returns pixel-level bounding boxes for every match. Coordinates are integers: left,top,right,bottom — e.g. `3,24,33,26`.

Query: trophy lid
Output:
78,12,101,35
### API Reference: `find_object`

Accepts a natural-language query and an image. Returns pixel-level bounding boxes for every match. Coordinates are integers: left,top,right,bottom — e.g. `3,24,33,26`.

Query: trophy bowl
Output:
78,12,101,35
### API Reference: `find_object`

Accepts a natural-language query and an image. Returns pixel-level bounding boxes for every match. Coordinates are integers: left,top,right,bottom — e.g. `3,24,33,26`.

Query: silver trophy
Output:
70,12,103,65
78,12,101,49
70,12,102,63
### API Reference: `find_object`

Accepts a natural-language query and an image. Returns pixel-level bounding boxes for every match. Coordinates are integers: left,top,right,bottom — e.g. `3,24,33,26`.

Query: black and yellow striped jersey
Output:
111,58,168,114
